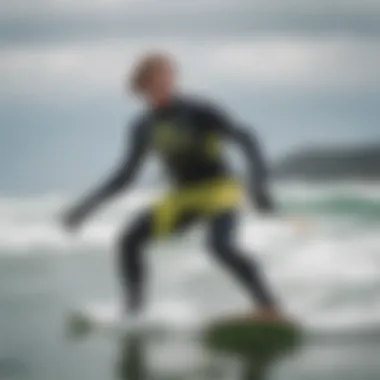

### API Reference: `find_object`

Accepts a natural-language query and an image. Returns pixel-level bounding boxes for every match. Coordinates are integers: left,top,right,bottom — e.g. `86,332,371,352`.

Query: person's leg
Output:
117,211,153,314
207,210,278,313
117,205,199,315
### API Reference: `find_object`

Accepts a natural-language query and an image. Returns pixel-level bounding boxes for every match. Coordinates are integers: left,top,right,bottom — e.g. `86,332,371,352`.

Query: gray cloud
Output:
1,0,379,106
1,36,379,105
0,0,379,48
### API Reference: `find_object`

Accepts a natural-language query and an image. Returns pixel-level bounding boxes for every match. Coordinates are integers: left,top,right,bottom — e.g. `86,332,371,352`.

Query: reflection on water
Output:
114,331,299,380
117,335,146,380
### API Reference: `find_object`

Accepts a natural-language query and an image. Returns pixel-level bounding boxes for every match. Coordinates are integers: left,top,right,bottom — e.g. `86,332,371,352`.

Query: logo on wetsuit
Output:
153,121,193,155
153,120,222,161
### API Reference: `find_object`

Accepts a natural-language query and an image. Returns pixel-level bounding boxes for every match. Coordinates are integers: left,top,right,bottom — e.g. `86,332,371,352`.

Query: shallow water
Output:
1,181,380,379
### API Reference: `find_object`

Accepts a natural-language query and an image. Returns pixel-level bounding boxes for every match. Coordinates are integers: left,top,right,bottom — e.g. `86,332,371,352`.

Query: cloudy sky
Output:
1,0,379,194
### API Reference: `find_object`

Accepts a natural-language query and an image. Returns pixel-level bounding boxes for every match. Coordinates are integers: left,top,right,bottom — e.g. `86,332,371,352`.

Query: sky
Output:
0,0,379,194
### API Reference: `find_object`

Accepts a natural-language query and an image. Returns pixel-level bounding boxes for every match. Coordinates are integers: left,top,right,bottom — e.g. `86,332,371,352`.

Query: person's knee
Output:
118,218,151,255
208,233,259,270
208,233,233,260
119,230,139,255
117,228,146,280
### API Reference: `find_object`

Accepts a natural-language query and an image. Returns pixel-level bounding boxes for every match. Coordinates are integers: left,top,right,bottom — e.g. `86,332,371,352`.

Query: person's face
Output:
143,62,175,104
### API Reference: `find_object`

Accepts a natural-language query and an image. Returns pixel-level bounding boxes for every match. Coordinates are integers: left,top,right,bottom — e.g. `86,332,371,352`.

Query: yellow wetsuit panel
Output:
153,179,242,236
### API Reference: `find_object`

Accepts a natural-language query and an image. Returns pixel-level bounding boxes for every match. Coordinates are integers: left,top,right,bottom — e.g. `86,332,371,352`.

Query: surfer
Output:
63,52,283,321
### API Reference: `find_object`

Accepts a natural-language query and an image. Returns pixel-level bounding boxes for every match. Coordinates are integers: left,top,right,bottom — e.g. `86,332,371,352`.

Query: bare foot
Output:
250,308,289,323
216,309,295,326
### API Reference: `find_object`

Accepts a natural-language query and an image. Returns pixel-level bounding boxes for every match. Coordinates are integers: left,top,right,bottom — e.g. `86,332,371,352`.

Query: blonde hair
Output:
129,52,175,94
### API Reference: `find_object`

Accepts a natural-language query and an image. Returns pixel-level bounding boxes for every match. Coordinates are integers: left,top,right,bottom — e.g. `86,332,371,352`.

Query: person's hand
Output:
253,190,275,214
61,205,88,233
289,215,313,236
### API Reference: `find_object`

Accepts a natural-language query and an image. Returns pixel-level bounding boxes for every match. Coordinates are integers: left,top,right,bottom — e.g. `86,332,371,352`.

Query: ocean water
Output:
0,181,380,380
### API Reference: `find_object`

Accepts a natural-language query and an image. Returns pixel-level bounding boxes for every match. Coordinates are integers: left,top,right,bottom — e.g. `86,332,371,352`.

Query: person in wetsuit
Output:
63,53,282,320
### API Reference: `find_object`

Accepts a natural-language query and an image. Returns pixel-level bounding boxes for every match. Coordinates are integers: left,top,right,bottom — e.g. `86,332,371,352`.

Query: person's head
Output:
129,52,177,106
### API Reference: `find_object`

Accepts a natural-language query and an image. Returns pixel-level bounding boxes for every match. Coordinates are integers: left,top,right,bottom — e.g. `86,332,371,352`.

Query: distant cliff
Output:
273,145,380,180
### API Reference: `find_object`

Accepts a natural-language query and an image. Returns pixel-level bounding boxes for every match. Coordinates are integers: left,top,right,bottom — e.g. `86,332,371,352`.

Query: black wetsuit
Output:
70,97,277,312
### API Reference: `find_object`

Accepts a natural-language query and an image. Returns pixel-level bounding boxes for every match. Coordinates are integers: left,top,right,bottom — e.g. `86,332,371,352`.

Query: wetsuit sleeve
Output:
69,118,149,218
203,104,275,212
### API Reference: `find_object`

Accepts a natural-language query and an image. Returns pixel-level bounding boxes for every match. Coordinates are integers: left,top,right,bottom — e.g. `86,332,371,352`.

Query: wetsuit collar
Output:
151,95,183,115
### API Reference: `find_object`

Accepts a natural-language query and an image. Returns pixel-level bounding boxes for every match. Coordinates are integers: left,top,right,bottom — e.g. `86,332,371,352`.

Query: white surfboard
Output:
67,301,201,338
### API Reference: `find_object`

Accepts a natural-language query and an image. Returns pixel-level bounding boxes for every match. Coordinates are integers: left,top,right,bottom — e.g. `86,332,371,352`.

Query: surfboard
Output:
202,316,302,356
67,302,199,338
68,307,135,337
67,303,301,357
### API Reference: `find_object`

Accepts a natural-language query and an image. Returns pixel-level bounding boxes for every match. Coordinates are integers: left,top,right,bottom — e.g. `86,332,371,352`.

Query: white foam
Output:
0,191,158,252
2,183,380,331
0,181,378,253
276,180,380,202
71,298,201,334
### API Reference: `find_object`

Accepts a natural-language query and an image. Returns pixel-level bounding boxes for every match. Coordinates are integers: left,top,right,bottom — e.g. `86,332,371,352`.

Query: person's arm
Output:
227,126,274,212
63,119,149,230
204,104,275,212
